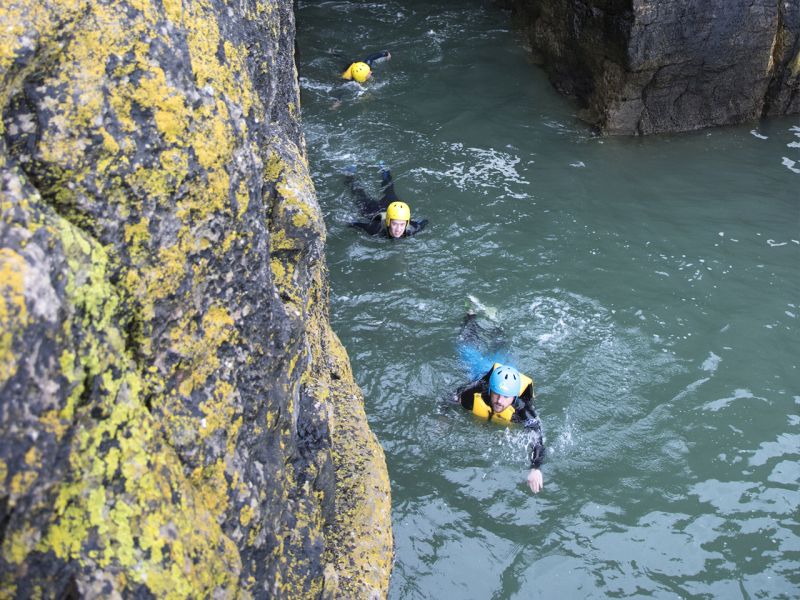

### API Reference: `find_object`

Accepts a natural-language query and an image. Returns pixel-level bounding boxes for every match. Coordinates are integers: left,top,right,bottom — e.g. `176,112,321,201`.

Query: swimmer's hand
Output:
527,468,543,494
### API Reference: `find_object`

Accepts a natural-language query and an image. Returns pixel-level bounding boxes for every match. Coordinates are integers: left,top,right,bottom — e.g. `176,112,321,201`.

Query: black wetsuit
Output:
347,169,428,237
454,366,546,470
342,50,391,74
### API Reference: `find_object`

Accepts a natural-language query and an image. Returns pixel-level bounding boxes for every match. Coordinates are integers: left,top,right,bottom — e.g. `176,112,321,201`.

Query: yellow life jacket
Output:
471,392,515,423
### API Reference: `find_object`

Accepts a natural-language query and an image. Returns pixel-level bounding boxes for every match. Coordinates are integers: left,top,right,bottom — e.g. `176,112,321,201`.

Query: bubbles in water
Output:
550,409,575,457
502,289,686,477
526,292,612,352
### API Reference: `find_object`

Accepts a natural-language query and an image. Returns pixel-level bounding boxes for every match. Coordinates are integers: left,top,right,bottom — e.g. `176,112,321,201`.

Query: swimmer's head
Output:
388,219,407,238
343,62,371,83
489,392,515,413
489,364,521,398
385,201,410,237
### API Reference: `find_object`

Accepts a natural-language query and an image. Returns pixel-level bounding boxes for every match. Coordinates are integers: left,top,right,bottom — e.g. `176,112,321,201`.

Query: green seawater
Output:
296,2,800,597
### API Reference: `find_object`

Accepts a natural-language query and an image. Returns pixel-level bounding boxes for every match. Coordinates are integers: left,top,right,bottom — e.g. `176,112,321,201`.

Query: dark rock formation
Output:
0,0,392,597
501,0,800,134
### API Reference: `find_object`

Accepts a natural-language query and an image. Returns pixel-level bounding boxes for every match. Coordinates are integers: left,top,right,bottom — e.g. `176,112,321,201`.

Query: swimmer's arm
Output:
518,380,534,403
524,417,545,493
405,219,428,236
450,370,491,408
452,380,481,409
524,414,545,469
363,50,391,66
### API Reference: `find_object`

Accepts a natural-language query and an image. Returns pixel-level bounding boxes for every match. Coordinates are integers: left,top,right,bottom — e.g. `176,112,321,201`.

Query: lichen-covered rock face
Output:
502,0,800,134
0,0,392,597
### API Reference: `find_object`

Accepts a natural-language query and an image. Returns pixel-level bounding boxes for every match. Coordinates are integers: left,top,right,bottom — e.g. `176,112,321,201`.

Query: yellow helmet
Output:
343,61,371,83
385,201,410,226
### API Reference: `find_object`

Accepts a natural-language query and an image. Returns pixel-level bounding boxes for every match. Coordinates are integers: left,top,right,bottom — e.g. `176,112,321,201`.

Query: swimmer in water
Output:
346,164,428,238
450,306,545,493
341,50,391,83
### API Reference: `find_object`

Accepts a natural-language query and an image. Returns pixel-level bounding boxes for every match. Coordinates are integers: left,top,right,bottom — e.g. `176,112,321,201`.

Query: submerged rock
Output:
0,0,391,597
501,0,800,134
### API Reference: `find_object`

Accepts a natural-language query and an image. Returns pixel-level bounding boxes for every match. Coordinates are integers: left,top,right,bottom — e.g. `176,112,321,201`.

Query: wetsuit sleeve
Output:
349,215,383,236
518,380,534,403
453,380,483,410
379,169,401,205
519,404,545,469
363,50,390,66
403,219,428,237
455,366,494,407
346,175,382,216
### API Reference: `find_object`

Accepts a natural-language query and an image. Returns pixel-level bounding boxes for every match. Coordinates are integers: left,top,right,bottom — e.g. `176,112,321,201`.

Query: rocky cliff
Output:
0,0,392,597
502,0,800,134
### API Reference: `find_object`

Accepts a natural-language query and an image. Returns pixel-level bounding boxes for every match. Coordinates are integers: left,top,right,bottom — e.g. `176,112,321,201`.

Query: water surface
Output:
296,2,800,597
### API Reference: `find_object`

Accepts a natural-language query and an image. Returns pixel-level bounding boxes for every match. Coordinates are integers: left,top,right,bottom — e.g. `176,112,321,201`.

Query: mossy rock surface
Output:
0,0,392,596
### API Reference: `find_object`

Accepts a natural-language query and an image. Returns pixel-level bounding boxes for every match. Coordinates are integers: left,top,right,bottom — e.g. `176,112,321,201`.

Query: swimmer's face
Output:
388,219,407,238
489,392,514,413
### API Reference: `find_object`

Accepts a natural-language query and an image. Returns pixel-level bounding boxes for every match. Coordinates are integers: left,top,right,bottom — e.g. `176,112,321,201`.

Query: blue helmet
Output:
489,364,521,397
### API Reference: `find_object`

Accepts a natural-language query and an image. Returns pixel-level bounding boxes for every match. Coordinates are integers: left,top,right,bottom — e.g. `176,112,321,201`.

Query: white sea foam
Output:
702,352,721,373
702,388,759,412
781,157,800,173
298,77,333,93
768,460,800,485
413,143,530,198
750,432,800,467
750,130,768,139
466,294,498,321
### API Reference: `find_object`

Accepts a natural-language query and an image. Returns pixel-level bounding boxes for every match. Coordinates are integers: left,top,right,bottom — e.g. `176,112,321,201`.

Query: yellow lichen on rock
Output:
169,305,237,397
133,68,188,145
305,275,393,600
1,0,393,595
0,190,243,594
264,137,393,597
0,248,28,383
